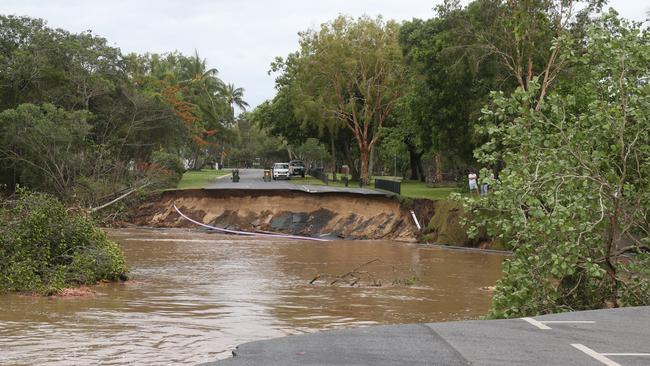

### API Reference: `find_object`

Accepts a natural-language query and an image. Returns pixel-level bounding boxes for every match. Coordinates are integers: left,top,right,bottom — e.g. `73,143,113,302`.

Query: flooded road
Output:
0,228,505,365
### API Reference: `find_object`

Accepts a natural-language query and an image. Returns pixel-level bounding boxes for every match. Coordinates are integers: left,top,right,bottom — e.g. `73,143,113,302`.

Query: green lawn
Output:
177,169,230,189
290,174,459,200
398,181,459,200
288,175,351,188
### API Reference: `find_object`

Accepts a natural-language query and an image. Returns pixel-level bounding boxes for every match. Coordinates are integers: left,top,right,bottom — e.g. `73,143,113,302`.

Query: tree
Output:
463,11,650,318
292,138,331,168
0,15,240,204
459,0,605,110
220,82,250,121
224,112,290,168
287,16,405,185
0,104,91,200
399,4,512,183
267,53,346,179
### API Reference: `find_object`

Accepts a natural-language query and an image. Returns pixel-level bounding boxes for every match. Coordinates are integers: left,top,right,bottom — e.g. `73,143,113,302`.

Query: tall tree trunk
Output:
359,144,370,186
604,198,621,308
330,132,337,181
417,152,425,182
435,150,443,183
191,146,201,170
342,143,360,181
219,144,225,168
405,139,423,181
368,146,375,180
409,149,419,180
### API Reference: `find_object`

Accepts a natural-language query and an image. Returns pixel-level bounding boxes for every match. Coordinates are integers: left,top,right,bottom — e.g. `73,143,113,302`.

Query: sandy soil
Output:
132,189,434,241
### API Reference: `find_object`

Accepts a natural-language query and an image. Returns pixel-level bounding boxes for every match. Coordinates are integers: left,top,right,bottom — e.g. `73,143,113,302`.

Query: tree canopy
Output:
464,11,650,317
0,15,247,206
269,16,405,184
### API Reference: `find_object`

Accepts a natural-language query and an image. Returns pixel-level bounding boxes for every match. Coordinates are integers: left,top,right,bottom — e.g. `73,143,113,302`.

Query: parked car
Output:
289,160,306,177
272,162,291,180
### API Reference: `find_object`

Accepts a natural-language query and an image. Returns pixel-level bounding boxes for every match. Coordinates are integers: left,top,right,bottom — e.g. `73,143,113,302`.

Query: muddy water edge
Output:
0,228,505,365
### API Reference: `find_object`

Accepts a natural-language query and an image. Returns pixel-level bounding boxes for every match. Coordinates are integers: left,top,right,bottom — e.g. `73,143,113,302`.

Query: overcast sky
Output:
1,0,647,109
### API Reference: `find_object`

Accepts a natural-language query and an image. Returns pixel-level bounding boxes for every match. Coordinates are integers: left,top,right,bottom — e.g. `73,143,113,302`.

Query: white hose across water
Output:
173,204,329,242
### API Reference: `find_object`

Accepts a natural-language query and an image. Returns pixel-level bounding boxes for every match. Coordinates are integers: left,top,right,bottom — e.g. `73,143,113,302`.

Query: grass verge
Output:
177,169,230,189
289,175,459,200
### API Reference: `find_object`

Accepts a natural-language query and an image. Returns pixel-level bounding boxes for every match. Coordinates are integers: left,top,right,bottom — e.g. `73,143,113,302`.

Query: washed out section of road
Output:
206,168,391,196
208,306,650,366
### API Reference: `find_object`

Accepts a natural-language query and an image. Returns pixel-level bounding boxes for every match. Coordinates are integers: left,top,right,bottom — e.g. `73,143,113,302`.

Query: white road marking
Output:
572,344,622,366
522,318,595,330
543,321,596,324
522,317,552,330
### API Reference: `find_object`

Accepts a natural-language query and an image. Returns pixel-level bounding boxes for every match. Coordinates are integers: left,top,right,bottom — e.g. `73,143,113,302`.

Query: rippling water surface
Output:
0,228,505,365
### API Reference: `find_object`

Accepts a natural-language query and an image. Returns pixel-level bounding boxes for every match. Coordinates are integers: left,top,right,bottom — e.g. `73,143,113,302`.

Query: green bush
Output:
0,189,128,294
151,151,185,187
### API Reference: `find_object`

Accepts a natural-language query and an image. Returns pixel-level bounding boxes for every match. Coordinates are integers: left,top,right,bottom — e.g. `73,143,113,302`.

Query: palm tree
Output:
183,50,219,84
220,82,249,122
181,50,223,111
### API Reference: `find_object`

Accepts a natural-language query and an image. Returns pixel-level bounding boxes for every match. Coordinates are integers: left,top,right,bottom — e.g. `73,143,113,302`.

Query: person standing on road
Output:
468,172,479,196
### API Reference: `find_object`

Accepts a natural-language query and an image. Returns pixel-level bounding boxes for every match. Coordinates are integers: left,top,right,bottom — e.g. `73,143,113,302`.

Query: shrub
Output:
0,189,128,294
151,151,185,187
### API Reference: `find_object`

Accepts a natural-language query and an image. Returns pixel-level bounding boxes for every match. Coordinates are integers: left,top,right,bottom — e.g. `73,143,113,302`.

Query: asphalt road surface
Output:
206,168,389,196
206,306,650,366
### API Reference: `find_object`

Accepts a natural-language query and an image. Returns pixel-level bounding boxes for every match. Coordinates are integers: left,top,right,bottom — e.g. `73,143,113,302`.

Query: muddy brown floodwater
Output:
0,228,505,365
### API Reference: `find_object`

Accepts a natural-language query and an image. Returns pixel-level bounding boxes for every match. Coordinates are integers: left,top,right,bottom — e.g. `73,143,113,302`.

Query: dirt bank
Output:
420,200,496,249
132,189,435,241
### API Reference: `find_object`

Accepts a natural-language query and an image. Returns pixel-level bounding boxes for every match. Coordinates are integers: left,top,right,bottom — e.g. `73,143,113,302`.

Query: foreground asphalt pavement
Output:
205,306,650,366
206,168,390,196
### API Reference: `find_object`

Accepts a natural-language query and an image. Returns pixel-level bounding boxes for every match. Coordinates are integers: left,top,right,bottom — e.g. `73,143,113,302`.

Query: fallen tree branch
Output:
90,182,151,213
330,258,382,285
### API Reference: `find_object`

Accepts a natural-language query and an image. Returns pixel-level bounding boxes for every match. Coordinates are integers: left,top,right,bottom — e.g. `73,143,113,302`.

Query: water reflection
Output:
0,228,504,365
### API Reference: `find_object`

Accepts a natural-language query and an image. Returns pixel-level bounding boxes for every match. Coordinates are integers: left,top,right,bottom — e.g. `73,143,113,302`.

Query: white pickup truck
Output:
272,162,290,180
289,160,306,177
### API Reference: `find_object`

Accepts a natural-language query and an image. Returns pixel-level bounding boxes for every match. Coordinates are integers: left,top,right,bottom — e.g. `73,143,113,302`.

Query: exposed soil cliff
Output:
132,189,435,241
420,200,497,249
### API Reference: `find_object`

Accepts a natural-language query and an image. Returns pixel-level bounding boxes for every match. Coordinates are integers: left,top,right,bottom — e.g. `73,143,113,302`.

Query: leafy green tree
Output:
0,104,92,200
0,15,242,205
292,138,331,168
282,16,405,185
399,3,511,183
464,12,650,318
0,15,123,111
228,113,287,167
265,52,346,177
459,0,604,110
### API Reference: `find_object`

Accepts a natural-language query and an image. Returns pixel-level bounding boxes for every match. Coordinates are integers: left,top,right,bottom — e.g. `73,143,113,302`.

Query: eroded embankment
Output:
133,189,434,241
